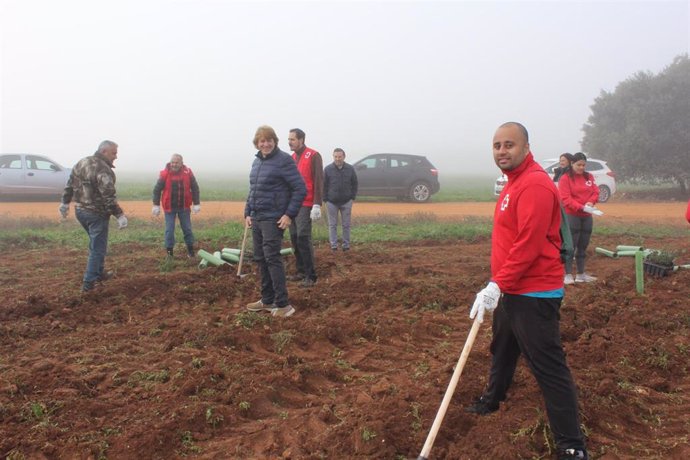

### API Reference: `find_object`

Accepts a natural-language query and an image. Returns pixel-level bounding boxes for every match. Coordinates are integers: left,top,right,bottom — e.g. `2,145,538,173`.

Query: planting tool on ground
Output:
237,222,249,278
417,316,482,460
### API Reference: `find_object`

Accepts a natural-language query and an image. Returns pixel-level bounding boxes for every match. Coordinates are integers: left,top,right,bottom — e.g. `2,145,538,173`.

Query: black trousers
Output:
252,220,289,307
483,294,586,451
289,206,317,281
565,214,593,274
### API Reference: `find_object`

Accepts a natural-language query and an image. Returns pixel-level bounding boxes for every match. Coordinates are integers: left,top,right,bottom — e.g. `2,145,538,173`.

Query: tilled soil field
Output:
1,209,690,459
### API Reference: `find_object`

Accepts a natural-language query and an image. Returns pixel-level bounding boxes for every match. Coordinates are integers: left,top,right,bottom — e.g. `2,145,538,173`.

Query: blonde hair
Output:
253,125,279,148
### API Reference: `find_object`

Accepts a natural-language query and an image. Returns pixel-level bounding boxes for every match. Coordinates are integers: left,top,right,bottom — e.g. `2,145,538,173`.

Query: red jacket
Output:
292,147,323,207
686,199,690,224
153,164,200,212
492,153,564,294
558,172,599,217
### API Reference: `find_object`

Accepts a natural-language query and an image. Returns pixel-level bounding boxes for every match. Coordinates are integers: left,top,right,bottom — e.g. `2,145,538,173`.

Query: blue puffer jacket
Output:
245,148,306,221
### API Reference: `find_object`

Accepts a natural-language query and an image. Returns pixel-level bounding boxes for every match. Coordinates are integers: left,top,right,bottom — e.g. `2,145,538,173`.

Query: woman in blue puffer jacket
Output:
244,125,306,318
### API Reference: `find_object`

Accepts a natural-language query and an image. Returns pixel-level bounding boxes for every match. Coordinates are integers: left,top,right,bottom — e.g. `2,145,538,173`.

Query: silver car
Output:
0,154,71,197
493,158,616,202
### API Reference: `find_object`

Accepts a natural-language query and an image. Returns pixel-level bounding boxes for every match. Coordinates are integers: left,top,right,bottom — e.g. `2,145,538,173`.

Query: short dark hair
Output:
333,148,345,155
289,128,305,141
499,122,529,143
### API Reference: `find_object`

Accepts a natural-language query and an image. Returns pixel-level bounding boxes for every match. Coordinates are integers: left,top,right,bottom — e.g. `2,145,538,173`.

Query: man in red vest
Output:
287,128,324,288
152,153,201,258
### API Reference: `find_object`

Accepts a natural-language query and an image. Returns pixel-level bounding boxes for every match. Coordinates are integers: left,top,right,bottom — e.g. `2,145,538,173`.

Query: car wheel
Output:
598,185,611,203
409,181,431,203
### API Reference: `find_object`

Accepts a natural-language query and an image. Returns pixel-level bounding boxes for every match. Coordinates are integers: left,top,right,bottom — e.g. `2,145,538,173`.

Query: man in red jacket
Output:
467,122,588,460
287,128,324,288
152,154,201,258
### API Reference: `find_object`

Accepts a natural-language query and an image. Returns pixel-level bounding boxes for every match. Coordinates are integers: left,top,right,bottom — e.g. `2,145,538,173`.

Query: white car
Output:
0,153,72,197
493,158,616,202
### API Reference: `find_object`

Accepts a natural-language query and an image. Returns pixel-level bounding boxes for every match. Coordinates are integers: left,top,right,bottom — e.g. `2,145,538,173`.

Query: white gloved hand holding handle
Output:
116,214,128,229
58,203,69,219
192,204,201,214
310,204,321,220
152,205,161,217
469,281,501,323
582,205,604,216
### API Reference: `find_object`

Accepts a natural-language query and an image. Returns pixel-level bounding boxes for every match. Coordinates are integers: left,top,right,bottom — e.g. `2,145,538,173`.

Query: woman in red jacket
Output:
559,152,600,284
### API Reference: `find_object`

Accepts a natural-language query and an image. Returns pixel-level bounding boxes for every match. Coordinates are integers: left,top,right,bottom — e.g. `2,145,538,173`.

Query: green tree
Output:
582,54,690,195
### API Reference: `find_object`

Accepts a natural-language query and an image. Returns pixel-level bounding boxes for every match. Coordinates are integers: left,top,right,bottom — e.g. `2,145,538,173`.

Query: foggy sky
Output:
1,0,688,178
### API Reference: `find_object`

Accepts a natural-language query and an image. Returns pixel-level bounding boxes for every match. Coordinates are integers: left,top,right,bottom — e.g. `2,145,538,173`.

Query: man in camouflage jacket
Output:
60,140,128,292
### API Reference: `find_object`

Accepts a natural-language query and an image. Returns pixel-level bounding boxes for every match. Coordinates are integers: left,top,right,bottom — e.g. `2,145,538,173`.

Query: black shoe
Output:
557,449,588,460
96,271,115,282
166,248,174,257
81,281,96,292
186,245,195,258
342,247,350,252
301,278,316,288
287,274,305,282
465,396,499,415
331,247,338,251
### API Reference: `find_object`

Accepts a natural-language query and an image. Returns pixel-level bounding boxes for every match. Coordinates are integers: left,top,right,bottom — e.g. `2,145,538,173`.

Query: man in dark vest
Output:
323,148,358,251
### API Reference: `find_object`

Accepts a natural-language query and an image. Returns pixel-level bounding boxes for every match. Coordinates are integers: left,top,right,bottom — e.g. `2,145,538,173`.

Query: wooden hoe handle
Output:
417,316,482,460
237,222,249,277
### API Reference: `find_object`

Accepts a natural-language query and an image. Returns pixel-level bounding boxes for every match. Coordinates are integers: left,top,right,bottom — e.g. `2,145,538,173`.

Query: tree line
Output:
582,54,689,195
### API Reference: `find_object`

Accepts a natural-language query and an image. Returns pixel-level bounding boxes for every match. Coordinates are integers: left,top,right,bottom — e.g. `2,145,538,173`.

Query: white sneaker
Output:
564,274,575,285
271,305,295,317
575,273,597,283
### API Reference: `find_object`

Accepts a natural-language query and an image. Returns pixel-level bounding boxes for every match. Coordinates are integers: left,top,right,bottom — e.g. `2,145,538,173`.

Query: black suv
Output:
352,154,440,202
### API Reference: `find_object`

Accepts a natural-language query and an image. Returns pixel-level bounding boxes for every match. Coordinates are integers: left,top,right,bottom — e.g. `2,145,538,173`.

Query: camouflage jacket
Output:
62,153,124,217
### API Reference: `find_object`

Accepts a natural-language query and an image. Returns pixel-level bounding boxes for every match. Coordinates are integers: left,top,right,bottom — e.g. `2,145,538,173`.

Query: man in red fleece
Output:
466,122,588,460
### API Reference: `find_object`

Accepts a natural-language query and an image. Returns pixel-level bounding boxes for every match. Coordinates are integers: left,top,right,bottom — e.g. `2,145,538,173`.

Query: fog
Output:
1,0,688,179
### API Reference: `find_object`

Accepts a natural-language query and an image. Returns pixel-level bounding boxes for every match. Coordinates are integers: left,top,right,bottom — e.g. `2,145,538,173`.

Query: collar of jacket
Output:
95,152,114,168
256,147,280,160
504,152,535,180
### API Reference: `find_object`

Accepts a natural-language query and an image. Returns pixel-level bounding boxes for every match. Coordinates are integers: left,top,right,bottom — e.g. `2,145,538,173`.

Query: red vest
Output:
292,147,318,207
159,166,194,212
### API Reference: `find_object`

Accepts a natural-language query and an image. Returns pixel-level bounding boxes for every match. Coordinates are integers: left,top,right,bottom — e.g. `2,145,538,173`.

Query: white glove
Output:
58,203,69,218
310,204,321,220
152,205,161,217
116,214,128,229
192,204,201,214
469,282,501,323
583,205,604,216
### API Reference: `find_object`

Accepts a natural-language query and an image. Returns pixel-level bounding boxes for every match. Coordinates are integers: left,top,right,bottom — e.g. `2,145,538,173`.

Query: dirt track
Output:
1,200,688,224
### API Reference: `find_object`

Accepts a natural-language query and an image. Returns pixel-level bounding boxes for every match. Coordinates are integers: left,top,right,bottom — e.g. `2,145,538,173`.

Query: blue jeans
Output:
164,210,195,248
252,220,289,307
76,208,110,284
326,200,353,249
289,206,316,281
